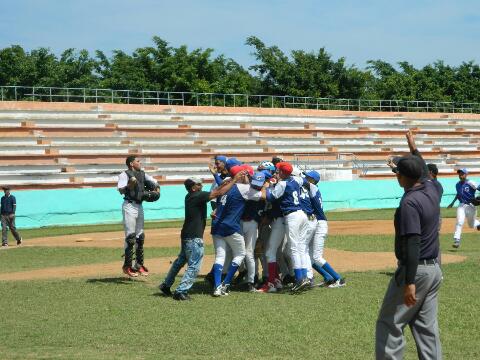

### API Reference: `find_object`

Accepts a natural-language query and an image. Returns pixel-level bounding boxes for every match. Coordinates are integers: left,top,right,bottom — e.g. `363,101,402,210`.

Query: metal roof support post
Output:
32,87,35,101
50,87,52,102
14,86,17,101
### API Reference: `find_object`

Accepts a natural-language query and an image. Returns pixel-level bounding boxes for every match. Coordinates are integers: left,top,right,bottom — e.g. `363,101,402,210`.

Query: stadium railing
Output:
2,85,480,114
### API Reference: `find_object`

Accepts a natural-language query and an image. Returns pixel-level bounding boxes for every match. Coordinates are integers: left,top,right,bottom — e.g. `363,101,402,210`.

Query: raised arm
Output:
208,170,244,199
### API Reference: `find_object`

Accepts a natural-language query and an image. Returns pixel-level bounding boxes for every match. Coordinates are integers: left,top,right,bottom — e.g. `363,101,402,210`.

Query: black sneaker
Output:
248,283,258,292
159,283,172,296
232,270,247,285
205,272,214,286
282,274,295,286
17,238,23,246
173,292,191,301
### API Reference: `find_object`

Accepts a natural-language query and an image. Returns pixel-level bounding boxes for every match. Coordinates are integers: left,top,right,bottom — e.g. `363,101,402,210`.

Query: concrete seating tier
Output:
1,102,480,188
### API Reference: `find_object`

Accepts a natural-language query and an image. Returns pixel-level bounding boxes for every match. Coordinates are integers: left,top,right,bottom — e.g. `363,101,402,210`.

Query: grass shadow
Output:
86,277,139,285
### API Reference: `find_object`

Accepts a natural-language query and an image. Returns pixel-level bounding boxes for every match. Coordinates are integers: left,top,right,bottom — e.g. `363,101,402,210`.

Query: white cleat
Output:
328,278,346,288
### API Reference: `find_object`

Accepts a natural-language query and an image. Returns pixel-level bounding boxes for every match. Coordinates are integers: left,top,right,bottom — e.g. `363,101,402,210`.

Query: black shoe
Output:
159,283,172,296
248,283,258,292
232,270,247,285
282,274,295,286
205,272,214,286
173,292,191,301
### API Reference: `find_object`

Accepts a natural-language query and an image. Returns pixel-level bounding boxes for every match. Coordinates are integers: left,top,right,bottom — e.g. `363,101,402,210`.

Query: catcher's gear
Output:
471,196,480,206
142,181,160,202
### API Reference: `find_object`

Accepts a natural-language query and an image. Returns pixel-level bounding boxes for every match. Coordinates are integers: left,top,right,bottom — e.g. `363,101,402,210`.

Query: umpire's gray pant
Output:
376,263,442,360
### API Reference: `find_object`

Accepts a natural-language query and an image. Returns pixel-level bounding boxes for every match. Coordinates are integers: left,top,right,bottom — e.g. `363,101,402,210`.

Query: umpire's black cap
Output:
393,155,423,180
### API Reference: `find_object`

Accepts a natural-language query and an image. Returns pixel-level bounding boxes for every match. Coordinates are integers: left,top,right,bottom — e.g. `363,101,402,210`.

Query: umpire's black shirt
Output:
394,180,440,283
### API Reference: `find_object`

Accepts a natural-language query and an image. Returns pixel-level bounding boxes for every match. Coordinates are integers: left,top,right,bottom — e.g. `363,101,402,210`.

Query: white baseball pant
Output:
213,232,246,267
242,220,258,284
310,220,328,266
284,210,308,270
122,200,144,246
304,217,318,279
454,203,480,240
265,217,286,263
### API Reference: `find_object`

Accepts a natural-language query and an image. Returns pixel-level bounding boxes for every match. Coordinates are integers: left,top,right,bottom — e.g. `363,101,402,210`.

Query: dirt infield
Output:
0,218,467,281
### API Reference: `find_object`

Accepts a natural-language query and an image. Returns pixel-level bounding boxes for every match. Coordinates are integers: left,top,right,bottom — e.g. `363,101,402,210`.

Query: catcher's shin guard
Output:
135,233,145,266
124,233,136,267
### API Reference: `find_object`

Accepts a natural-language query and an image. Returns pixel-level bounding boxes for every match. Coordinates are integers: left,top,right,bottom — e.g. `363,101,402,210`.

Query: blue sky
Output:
1,0,479,69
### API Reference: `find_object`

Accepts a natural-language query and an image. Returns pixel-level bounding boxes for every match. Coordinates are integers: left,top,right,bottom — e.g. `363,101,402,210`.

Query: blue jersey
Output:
299,186,314,215
211,183,261,237
456,180,479,204
266,176,305,215
306,182,327,221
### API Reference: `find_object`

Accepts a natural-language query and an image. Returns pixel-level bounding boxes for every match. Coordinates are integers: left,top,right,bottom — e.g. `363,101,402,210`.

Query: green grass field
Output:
0,208,478,359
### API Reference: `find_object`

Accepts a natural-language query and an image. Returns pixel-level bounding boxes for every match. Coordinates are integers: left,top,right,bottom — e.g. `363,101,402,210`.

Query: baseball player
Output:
211,166,264,296
117,155,159,277
303,170,345,287
262,162,310,292
447,168,480,248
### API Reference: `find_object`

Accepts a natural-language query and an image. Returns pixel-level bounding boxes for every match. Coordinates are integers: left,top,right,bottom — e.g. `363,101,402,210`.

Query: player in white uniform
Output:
303,170,345,288
447,168,480,248
262,162,310,292
211,166,264,296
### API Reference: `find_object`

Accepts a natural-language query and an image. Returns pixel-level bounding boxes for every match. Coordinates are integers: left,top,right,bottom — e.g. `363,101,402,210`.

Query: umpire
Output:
376,155,442,359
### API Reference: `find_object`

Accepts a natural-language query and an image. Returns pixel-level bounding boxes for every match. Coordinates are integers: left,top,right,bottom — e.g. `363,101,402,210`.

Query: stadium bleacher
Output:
1,101,480,188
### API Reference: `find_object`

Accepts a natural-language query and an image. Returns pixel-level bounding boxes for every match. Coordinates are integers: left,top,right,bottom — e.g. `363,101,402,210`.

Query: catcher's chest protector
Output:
125,170,145,202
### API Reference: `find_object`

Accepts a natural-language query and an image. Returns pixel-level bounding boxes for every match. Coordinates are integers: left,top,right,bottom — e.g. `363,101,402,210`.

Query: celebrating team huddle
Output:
157,155,345,300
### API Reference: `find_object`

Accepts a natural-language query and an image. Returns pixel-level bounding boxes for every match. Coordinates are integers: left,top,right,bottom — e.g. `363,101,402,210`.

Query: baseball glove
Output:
142,181,160,202
471,196,480,206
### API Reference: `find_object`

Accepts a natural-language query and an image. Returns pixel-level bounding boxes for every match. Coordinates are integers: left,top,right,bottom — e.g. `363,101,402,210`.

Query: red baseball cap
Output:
276,161,293,175
229,165,244,177
241,164,254,176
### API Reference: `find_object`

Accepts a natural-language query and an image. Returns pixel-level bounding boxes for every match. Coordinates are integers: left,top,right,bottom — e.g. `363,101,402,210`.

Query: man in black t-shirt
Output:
376,147,442,358
159,173,242,301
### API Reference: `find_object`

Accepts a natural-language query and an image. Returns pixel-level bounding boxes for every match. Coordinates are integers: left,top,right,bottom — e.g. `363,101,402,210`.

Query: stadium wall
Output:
14,177,461,229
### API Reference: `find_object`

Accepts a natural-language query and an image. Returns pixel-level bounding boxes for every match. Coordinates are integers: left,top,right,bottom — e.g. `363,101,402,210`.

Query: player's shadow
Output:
378,271,395,277
86,277,139,285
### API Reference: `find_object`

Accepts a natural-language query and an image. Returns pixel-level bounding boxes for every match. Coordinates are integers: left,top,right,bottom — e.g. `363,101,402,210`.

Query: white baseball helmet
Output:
291,166,302,177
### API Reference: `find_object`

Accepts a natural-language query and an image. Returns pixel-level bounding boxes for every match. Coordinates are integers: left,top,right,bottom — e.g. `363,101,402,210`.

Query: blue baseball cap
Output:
304,170,320,184
226,158,242,170
215,155,227,164
250,172,266,188
457,168,468,175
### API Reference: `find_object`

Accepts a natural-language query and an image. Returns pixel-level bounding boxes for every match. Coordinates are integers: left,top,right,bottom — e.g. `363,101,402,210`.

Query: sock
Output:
268,262,277,283
213,263,223,288
223,262,240,286
301,268,308,279
294,268,303,282
312,263,334,282
322,262,341,281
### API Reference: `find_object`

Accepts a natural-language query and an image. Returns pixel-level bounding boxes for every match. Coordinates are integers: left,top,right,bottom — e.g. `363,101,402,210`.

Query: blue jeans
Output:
163,238,204,294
